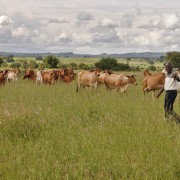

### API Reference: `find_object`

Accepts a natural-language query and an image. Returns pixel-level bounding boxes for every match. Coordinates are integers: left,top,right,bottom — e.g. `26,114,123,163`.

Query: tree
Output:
43,55,59,68
95,57,120,70
6,56,15,63
10,62,21,68
21,60,29,69
118,63,131,71
147,65,156,71
28,60,38,68
165,51,180,68
126,58,131,65
0,57,4,67
36,56,43,61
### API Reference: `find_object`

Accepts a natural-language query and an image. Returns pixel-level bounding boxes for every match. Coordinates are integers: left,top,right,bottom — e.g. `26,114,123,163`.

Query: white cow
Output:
7,69,20,82
36,69,43,84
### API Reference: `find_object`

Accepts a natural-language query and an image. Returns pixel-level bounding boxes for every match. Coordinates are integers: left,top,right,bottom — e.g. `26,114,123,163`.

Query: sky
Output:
0,0,180,54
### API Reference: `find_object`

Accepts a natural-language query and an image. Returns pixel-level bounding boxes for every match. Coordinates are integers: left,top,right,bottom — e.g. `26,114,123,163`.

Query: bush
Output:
10,62,21,68
118,63,131,71
95,57,119,70
78,63,95,70
0,57,4,67
20,60,28,69
28,60,38,69
36,56,43,61
6,57,15,63
43,55,59,68
147,65,156,71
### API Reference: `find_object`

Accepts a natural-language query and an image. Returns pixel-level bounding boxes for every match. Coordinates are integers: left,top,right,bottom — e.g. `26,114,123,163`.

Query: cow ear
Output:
126,75,130,78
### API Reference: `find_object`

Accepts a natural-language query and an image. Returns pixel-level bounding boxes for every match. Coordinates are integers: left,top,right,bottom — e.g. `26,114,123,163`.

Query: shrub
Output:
95,57,119,70
43,55,59,68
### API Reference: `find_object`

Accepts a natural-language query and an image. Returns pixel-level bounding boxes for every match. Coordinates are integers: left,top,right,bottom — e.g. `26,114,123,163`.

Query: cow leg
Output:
152,90,155,100
76,83,82,92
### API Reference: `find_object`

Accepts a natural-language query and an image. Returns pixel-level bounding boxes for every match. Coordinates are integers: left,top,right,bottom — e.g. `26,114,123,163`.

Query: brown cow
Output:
142,70,165,98
104,74,137,92
76,68,101,92
98,70,113,84
61,68,76,83
0,70,9,86
23,69,36,81
41,71,55,85
59,68,76,83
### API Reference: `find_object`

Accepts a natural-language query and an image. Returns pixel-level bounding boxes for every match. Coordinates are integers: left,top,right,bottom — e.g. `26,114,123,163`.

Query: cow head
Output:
94,68,101,77
143,70,152,76
126,74,137,85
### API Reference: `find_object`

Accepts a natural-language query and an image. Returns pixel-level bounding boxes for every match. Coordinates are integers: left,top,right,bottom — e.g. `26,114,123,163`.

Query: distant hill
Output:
0,51,166,59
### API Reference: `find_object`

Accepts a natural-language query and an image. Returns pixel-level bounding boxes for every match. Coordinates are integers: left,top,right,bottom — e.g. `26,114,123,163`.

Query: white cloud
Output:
11,25,28,38
159,13,180,29
0,0,180,53
99,18,118,28
0,15,12,28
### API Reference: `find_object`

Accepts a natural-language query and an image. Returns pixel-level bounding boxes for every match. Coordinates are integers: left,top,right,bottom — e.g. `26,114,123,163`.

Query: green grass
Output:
0,73,180,179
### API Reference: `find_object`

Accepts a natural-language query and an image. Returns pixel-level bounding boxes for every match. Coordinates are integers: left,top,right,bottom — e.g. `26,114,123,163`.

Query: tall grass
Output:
0,74,180,179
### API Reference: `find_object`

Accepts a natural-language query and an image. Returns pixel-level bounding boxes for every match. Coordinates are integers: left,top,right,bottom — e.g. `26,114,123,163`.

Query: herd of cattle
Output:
0,67,178,97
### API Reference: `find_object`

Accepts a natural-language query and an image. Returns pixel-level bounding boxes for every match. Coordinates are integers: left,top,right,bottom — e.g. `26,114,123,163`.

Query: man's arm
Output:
175,74,180,82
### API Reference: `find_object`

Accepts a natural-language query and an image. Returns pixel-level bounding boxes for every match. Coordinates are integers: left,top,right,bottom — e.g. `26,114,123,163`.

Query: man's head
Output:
165,62,173,73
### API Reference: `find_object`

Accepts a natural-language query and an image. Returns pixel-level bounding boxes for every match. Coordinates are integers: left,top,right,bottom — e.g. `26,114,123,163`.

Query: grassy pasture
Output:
0,71,180,179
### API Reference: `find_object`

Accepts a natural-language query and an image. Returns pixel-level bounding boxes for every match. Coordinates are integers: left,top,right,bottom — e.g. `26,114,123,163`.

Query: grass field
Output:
0,72,180,179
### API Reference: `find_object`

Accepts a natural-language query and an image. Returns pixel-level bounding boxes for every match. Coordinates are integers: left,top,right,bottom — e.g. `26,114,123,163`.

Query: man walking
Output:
157,62,180,122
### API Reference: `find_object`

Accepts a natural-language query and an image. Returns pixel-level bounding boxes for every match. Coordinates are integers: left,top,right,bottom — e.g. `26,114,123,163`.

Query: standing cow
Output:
104,74,137,92
0,70,9,86
41,70,56,85
23,69,36,81
7,68,21,82
76,68,101,92
98,70,113,84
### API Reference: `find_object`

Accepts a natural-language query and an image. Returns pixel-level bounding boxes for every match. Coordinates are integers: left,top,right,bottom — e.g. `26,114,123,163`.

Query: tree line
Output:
0,52,180,70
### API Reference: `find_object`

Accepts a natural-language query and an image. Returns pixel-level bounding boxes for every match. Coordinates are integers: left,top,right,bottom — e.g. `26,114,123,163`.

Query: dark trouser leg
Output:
164,90,177,117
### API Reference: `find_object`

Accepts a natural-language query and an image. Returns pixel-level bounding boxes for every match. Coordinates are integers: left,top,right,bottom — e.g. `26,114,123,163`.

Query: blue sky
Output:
0,0,180,54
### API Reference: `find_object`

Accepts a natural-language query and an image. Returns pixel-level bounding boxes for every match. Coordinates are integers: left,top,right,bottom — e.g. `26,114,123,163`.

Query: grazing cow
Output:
7,68,21,82
41,71,55,85
142,70,165,98
23,69,36,81
62,74,75,83
104,74,137,92
76,68,101,92
98,70,113,84
0,70,9,86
